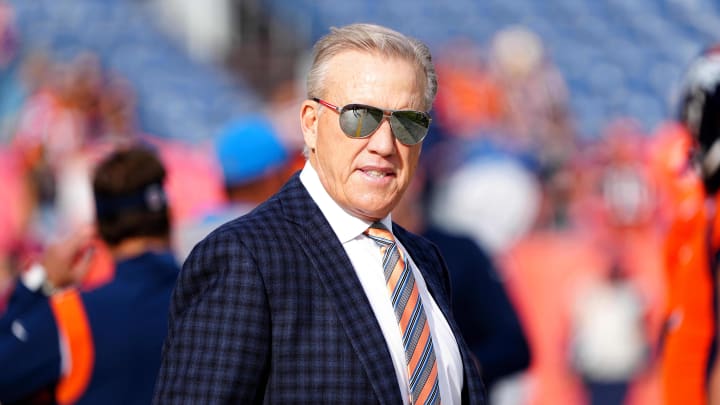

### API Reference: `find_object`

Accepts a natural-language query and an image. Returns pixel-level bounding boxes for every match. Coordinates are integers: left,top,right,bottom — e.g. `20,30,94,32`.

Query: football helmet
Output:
679,44,720,193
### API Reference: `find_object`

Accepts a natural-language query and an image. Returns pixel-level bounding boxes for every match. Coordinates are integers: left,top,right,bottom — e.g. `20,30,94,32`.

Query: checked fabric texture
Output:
365,222,441,405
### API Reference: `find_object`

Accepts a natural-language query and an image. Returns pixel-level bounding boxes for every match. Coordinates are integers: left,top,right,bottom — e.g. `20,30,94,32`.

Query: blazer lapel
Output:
395,228,453,318
279,176,403,405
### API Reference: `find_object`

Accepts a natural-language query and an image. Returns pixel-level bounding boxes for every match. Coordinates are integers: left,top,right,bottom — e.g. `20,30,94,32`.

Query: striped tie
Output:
365,222,441,405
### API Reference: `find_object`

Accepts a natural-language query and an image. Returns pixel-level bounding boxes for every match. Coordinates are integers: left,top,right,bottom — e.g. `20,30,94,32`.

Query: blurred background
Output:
1,0,718,404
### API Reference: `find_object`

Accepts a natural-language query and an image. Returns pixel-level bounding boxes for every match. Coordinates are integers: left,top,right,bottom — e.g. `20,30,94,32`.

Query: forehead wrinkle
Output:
324,52,424,110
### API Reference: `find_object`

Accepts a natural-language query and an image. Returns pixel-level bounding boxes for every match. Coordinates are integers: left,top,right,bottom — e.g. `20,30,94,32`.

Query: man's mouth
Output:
364,169,390,178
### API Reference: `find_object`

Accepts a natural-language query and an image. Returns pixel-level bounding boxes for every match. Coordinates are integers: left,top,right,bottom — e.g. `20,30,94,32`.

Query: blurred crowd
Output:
0,1,716,404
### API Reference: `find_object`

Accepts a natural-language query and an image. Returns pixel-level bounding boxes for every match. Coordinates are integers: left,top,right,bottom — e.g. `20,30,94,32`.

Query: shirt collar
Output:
299,161,393,243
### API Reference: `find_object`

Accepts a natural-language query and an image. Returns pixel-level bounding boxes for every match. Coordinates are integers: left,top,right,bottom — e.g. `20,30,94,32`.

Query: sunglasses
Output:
312,98,431,146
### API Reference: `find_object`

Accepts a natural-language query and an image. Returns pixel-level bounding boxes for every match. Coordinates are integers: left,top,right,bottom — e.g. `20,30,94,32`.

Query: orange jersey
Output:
650,123,715,405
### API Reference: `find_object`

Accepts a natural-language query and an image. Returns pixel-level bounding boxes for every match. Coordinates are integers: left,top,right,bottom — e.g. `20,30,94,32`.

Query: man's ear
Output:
300,100,318,152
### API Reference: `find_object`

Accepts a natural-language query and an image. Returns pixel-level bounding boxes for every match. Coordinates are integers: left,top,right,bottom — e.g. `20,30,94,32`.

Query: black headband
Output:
94,182,167,219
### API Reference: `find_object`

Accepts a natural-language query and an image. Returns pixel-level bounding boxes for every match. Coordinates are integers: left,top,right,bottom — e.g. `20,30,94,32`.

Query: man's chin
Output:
346,201,394,223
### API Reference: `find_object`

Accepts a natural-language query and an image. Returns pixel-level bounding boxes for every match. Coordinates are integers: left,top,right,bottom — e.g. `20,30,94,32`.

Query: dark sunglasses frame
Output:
311,98,431,146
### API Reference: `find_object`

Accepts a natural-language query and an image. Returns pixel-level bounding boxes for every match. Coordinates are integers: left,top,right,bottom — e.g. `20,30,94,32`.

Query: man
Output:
153,23,486,404
658,44,720,405
0,145,179,404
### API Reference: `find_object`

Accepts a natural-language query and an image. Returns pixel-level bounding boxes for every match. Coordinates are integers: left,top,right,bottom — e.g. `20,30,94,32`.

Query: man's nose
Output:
366,118,396,155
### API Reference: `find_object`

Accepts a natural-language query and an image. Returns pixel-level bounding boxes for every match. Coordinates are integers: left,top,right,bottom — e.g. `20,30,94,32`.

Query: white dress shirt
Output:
300,162,463,404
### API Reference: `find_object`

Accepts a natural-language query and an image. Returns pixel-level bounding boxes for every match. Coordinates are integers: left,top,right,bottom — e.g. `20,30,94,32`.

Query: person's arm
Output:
0,280,63,403
0,227,95,403
153,230,271,404
444,235,530,389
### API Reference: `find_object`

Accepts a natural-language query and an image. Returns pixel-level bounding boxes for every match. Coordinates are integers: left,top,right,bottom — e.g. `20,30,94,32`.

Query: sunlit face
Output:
301,51,426,222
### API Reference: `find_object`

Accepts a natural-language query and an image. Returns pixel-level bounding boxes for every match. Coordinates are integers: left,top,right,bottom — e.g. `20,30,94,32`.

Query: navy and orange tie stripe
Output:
365,222,441,405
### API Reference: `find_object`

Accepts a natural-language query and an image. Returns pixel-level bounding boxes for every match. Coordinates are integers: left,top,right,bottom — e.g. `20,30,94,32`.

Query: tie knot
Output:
365,221,395,245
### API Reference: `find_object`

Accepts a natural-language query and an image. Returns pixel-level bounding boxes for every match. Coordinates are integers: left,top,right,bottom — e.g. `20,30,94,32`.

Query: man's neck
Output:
109,236,170,261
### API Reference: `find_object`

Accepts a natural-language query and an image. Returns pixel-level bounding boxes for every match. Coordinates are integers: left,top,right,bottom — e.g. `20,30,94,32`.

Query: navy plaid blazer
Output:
153,174,486,404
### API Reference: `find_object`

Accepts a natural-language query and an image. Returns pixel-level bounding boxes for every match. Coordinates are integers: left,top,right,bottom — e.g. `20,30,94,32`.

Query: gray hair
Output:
306,23,438,111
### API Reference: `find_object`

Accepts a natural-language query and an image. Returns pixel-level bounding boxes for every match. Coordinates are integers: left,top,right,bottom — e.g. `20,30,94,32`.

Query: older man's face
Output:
301,51,426,222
